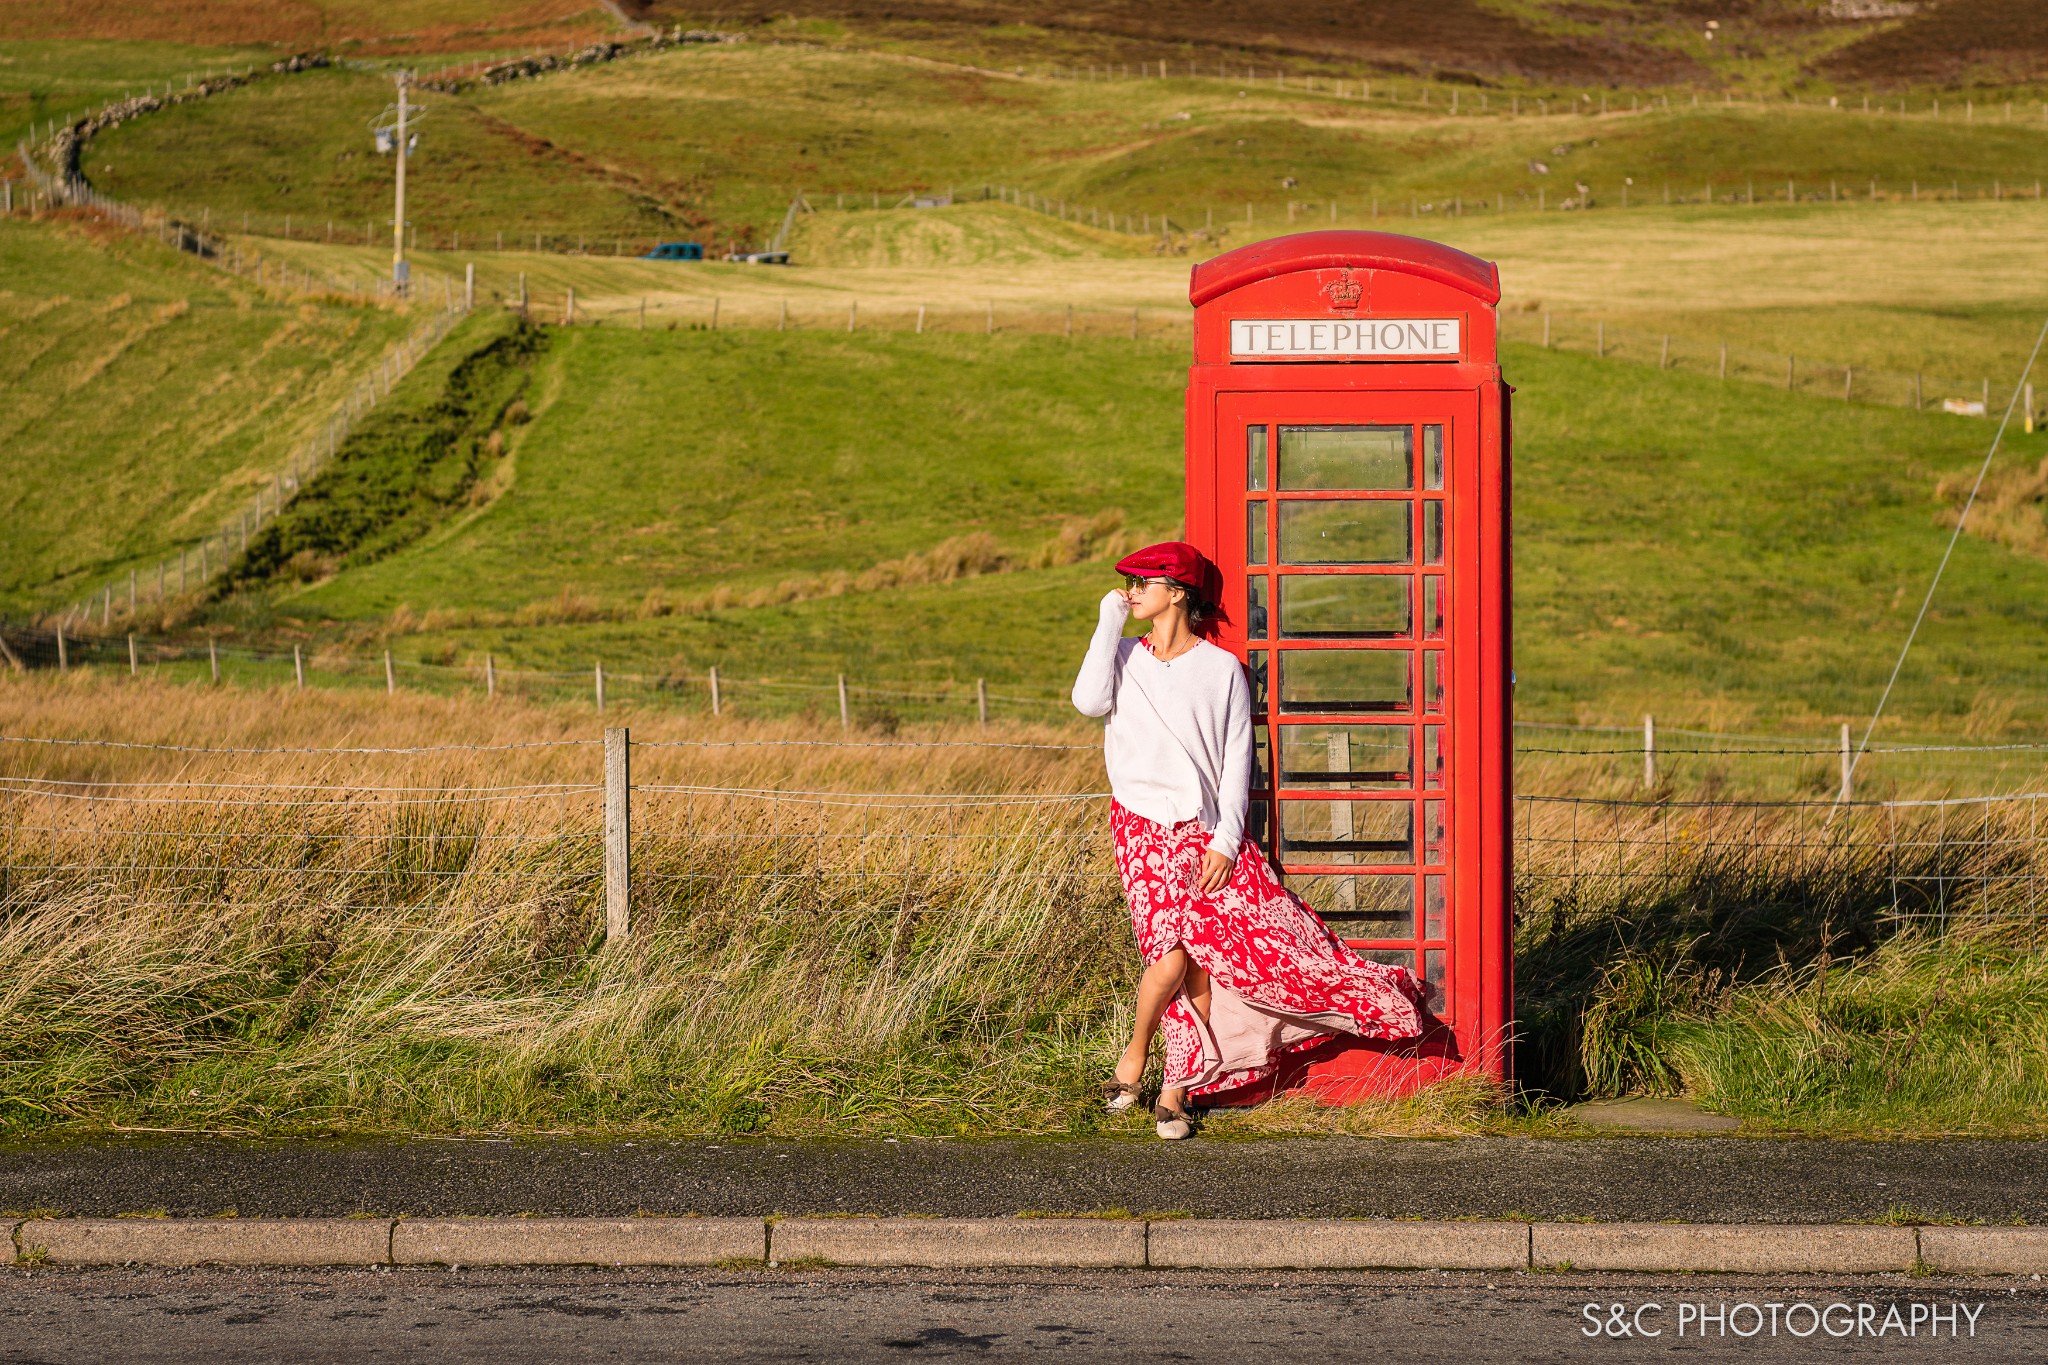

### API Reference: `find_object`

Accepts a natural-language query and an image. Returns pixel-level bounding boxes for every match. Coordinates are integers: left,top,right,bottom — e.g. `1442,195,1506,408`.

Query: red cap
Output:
1114,541,1222,603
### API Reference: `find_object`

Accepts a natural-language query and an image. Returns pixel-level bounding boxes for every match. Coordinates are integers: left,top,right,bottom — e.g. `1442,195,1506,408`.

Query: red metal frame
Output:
1184,231,1512,1100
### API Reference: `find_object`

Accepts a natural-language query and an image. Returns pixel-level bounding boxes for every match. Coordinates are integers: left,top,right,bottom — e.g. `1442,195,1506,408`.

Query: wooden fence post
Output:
977,677,988,728
209,637,219,684
709,665,721,716
56,624,67,671
294,644,304,689
595,661,605,714
464,262,474,310
604,726,631,945
838,674,850,731
1643,713,1656,790
485,653,495,698
127,634,137,675
2027,382,2037,434
564,286,574,325
711,297,720,330
384,650,395,694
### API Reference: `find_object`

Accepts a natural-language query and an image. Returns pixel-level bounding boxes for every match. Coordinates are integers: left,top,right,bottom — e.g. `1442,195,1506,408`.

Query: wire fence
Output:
8,628,2048,794
5,742,2045,938
1501,310,2031,419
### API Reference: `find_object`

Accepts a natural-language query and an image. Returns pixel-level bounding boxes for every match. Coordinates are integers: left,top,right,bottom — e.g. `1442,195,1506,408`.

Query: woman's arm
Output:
1204,663,1254,863
1071,590,1132,718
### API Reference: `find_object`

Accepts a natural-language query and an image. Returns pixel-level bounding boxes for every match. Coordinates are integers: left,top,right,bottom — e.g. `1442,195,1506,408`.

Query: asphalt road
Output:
5,1136,2047,1223
2,1267,2042,1363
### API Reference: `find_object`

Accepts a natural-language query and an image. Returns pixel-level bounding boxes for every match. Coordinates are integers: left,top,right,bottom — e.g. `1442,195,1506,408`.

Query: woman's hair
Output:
1166,578,1217,627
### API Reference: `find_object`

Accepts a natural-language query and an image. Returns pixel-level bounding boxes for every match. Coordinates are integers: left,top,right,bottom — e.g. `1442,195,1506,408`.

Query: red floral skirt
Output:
1111,800,1427,1097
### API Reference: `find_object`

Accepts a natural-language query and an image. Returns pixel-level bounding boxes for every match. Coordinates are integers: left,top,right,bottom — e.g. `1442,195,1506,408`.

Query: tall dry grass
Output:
6,676,2048,1136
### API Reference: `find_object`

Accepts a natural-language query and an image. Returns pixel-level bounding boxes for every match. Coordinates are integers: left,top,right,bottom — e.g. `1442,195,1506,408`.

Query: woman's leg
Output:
1114,948,1190,1086
1158,959,1213,1112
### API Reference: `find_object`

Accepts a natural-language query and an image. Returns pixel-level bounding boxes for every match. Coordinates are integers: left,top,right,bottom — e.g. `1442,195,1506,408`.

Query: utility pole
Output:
372,74,425,294
392,74,410,293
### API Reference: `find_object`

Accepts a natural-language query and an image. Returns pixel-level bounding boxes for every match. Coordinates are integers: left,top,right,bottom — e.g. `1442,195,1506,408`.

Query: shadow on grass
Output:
1511,801,2041,1104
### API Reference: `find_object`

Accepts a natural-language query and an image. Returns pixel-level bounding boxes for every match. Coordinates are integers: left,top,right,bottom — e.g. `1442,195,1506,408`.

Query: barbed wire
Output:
0,735,597,755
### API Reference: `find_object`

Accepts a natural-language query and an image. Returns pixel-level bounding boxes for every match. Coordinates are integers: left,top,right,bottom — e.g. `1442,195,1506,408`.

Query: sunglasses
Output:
1122,574,1174,592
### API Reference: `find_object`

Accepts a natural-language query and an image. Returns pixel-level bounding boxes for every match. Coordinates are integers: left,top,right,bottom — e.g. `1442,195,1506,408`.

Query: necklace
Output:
1148,634,1199,666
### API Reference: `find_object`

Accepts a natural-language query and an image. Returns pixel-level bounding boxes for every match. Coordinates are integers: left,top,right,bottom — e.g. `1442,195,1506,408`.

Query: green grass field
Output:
0,38,271,148
180,320,2048,739
85,41,2048,247
0,217,413,610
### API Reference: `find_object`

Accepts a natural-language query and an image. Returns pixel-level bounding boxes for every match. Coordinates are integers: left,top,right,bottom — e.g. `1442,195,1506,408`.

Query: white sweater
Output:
1071,591,1254,860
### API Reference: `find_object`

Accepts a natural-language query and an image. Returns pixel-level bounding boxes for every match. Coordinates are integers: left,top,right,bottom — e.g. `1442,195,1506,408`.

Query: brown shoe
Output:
1153,1100,1194,1141
1101,1080,1142,1113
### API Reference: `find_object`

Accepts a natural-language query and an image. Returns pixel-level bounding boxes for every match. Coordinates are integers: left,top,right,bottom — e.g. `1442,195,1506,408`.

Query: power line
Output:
1839,312,2048,811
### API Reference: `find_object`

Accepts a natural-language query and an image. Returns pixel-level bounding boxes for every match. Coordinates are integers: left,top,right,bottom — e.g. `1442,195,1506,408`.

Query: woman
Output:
1072,541,1428,1139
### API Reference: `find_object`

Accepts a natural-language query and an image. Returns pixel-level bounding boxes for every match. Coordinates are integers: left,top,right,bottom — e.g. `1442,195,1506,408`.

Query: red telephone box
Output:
1185,230,1511,1099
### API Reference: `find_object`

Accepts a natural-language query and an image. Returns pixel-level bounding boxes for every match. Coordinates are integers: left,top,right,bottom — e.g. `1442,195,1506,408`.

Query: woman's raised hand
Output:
1100,589,1134,622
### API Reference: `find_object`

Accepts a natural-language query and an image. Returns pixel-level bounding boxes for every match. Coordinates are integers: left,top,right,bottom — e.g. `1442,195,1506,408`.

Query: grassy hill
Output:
0,1,613,51
0,217,413,610
85,40,2048,249
168,317,2048,737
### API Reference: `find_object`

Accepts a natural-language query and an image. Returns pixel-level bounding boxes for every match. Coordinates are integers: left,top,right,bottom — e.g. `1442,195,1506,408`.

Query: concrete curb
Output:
1533,1222,1916,1274
1919,1226,2048,1275
394,1217,765,1267
6,1217,2037,1273
771,1218,1146,1268
1150,1219,1529,1270
25,1218,393,1266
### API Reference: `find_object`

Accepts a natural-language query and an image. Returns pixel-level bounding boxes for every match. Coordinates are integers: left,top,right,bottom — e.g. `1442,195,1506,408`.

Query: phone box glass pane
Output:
1247,502,1268,565
1423,652,1444,712
1247,426,1268,491
1424,726,1444,786
1424,501,1444,564
1247,575,1269,639
1280,575,1408,639
1279,501,1410,565
1279,725,1411,788
1280,649,1410,714
1248,650,1267,710
1296,873,1414,938
1253,727,1271,789
1279,425,1412,491
1424,872,1446,938
1364,947,1419,973
1280,799,1412,864
1250,800,1271,849
1423,425,1445,490
1423,576,1444,639
1424,800,1447,863
1423,949,1446,1011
